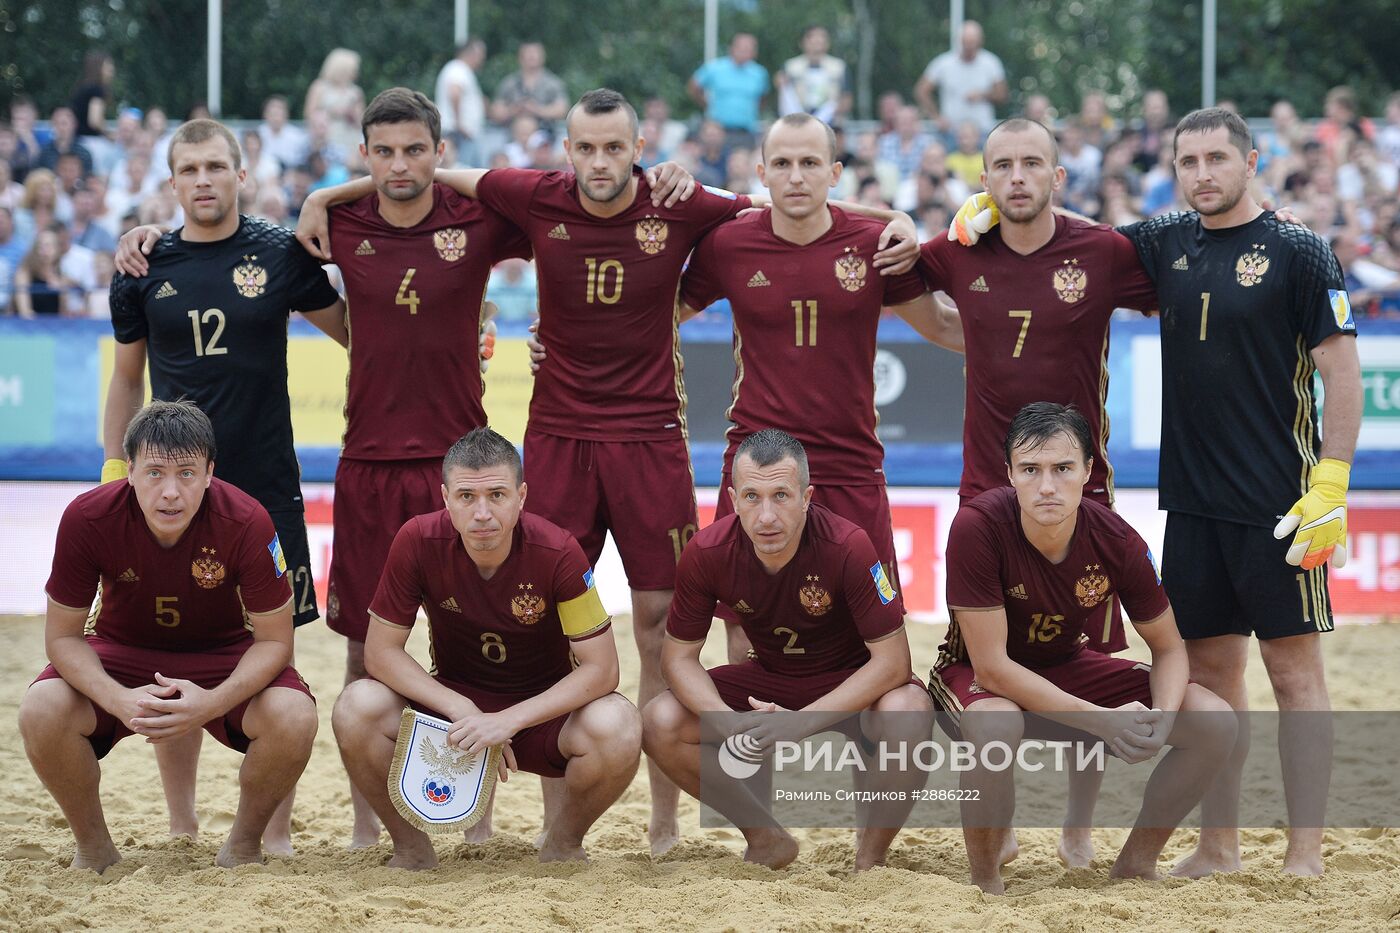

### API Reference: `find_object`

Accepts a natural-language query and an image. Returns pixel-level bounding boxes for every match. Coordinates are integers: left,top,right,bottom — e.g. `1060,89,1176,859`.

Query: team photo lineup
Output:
11,14,1381,916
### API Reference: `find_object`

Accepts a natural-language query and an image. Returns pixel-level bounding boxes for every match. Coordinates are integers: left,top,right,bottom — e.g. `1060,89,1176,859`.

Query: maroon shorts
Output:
707,660,922,712
928,647,1152,722
523,431,696,590
32,635,312,760
715,474,903,622
415,677,570,778
329,457,443,641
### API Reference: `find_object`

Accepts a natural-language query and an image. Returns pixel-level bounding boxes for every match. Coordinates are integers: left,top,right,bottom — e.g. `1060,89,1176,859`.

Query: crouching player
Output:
332,428,641,869
928,402,1235,893
644,430,932,870
19,400,317,872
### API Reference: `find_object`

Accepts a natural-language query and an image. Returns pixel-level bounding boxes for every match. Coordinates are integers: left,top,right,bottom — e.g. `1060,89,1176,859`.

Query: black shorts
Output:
269,508,319,628
1162,511,1333,641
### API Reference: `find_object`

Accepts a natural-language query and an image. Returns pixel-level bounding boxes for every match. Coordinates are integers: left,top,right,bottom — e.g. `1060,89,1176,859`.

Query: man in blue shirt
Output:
688,33,769,146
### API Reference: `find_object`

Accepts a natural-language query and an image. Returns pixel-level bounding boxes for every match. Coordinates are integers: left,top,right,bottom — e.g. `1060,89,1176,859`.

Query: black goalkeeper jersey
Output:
1119,210,1357,528
110,216,341,513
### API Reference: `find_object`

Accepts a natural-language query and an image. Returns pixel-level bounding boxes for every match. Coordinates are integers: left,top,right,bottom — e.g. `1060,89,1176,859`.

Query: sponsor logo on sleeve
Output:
1328,289,1355,330
583,568,595,590
702,185,738,200
870,562,898,605
268,534,287,577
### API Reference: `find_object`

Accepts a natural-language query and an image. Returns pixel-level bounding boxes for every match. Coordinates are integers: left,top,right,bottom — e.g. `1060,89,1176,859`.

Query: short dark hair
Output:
442,427,522,485
760,112,837,161
567,88,638,139
123,399,217,464
1004,402,1094,467
985,117,1059,167
1174,107,1253,158
735,429,810,486
167,118,241,173
362,87,441,146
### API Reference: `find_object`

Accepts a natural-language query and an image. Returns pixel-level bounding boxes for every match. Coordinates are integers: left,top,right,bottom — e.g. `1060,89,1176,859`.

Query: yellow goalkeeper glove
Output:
478,311,498,376
101,458,129,484
948,191,999,246
1273,458,1350,570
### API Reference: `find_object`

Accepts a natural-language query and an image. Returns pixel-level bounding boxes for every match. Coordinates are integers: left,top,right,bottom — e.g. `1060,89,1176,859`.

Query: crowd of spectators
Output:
4,26,1400,320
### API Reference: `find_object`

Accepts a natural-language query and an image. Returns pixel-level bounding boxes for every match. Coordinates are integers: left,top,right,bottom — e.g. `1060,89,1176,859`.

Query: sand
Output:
2,615,1398,932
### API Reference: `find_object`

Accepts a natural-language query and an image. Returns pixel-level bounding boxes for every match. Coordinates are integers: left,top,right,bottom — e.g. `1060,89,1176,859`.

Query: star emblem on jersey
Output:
1074,564,1110,608
834,247,867,292
439,597,462,614
191,548,227,590
747,270,770,287
1053,259,1086,303
511,591,546,624
154,281,178,299
799,575,833,616
1236,246,1270,287
233,257,267,298
354,239,375,256
636,216,668,255
433,228,467,262
968,275,989,292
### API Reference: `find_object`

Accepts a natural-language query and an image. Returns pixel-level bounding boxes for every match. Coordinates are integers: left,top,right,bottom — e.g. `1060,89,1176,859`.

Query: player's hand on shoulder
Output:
526,318,546,375
295,191,334,261
114,224,165,278
873,212,920,275
646,161,696,208
948,191,999,247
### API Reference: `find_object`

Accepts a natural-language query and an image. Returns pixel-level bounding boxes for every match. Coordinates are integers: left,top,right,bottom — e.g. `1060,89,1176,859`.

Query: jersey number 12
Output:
187,309,228,356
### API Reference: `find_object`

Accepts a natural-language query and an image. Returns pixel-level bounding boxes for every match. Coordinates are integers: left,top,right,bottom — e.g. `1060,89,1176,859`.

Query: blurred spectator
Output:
1058,122,1102,215
55,223,96,295
1022,93,1053,127
775,25,850,124
913,20,1006,137
54,152,86,199
1099,174,1141,226
241,129,283,184
1259,98,1304,186
1379,92,1400,167
876,91,904,134
105,151,158,232
503,115,547,168
1131,89,1172,173
1140,139,1180,217
1075,92,1118,151
855,175,888,209
688,33,769,144
877,105,934,181
486,258,538,323
1337,136,1398,204
71,51,116,173
259,96,309,174
491,42,568,126
945,121,984,189
307,149,350,191
284,166,315,220
304,48,366,158
70,185,117,253
693,120,729,189
110,107,143,163
85,250,115,319
0,159,23,211
39,108,94,178
254,185,291,226
13,228,78,318
144,106,174,173
0,207,23,311
304,111,349,169
894,141,969,215
837,130,899,202
723,147,762,196
1315,85,1374,162
14,168,66,247
1332,229,1400,314
7,96,46,182
639,97,688,166
436,39,488,167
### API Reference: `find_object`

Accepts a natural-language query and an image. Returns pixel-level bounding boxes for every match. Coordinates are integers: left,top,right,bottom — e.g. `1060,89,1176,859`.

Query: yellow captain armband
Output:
558,580,610,639
101,459,129,484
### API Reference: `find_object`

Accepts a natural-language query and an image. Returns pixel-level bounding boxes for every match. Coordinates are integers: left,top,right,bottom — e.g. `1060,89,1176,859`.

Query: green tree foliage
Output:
2,0,1398,123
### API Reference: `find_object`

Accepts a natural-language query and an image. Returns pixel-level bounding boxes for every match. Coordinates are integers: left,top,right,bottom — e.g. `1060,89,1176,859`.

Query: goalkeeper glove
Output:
1273,458,1350,570
948,191,999,246
101,458,129,484
478,315,497,375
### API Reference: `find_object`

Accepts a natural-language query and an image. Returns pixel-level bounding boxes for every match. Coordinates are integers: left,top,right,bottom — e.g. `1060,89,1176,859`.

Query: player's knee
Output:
18,680,87,745
332,678,395,742
252,688,318,747
874,683,935,714
1181,685,1238,752
578,694,642,759
641,691,688,751
959,704,1025,749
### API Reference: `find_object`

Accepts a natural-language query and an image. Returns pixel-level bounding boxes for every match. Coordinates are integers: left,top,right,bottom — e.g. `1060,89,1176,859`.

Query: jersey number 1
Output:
187,309,228,356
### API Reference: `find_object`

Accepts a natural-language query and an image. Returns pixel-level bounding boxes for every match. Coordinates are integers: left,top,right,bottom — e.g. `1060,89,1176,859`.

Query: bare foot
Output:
970,872,1005,895
1170,846,1242,878
742,829,799,869
1057,828,1094,868
1109,854,1159,880
385,843,438,870
71,844,122,874
853,851,885,872
1282,851,1324,876
215,839,265,868
262,836,294,857
168,814,199,842
349,814,381,850
999,831,1019,866
649,819,680,858
463,818,493,844
537,830,587,863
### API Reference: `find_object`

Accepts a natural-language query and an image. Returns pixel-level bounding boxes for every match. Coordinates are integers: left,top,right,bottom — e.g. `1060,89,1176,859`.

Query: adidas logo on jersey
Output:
1005,583,1027,600
355,240,376,256
969,276,989,292
154,281,178,299
747,271,770,288
548,224,570,240
439,597,462,613
117,568,139,583
1172,255,1189,270
734,600,755,613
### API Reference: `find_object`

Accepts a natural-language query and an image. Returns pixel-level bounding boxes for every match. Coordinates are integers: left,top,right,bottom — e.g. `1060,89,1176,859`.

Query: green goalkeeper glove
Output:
1273,458,1350,570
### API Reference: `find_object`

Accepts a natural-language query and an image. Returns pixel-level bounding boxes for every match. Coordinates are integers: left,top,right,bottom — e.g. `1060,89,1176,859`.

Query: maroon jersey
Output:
941,487,1169,668
669,503,904,675
45,479,292,651
370,510,611,696
919,216,1156,502
681,208,927,485
474,168,749,440
330,184,530,460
